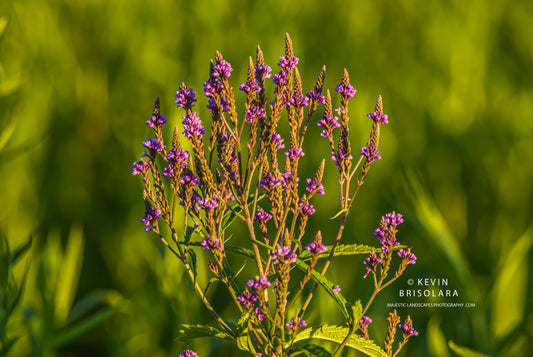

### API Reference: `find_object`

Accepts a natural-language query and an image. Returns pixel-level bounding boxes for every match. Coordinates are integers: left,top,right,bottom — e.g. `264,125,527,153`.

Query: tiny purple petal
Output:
175,84,197,109
132,160,150,176
335,82,357,98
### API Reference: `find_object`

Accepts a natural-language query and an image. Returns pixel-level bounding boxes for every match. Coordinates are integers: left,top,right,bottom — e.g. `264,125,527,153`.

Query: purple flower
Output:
196,197,218,211
278,55,299,71
272,246,297,265
254,307,266,322
182,112,206,140
335,82,357,99
237,290,257,307
246,276,271,290
360,145,381,162
254,207,273,224
255,64,272,80
286,92,310,107
398,249,417,265
270,133,285,151
281,171,298,188
166,148,189,167
203,78,223,98
272,71,287,87
142,139,164,157
384,212,404,226
175,84,197,109
286,316,307,329
330,148,353,167
178,348,199,357
299,202,316,216
367,110,389,125
239,81,260,94
145,112,167,129
306,177,325,195
141,204,161,232
207,97,229,113
180,169,200,186
363,249,381,278
259,173,281,190
213,60,233,79
332,285,341,295
306,88,326,105
201,235,221,252
284,147,304,160
399,317,418,337
305,242,327,255
245,102,266,123
132,160,150,176
317,112,340,138
359,316,372,329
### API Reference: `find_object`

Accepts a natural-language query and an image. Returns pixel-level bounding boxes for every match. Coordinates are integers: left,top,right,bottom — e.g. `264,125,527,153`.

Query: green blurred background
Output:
1,0,532,356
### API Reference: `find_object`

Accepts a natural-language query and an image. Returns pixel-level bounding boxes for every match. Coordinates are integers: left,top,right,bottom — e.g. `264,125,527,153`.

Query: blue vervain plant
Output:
132,33,417,357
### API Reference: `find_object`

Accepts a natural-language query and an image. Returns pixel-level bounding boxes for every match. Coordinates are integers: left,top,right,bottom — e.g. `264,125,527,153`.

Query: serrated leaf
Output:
176,324,236,344
235,311,250,335
298,243,376,261
237,333,258,354
448,341,489,357
294,325,388,357
294,343,333,357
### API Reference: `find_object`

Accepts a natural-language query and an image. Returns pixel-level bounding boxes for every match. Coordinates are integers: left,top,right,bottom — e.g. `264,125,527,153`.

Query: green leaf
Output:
68,289,123,322
10,235,32,265
448,341,489,357
294,325,388,357
491,224,533,339
294,343,333,357
224,244,258,261
176,324,236,344
0,234,10,287
204,277,220,296
0,17,9,38
184,223,200,244
330,208,349,220
6,264,29,318
235,311,250,335
51,306,116,348
0,336,20,357
236,333,258,354
55,225,85,326
0,107,17,152
298,243,375,261
187,248,197,288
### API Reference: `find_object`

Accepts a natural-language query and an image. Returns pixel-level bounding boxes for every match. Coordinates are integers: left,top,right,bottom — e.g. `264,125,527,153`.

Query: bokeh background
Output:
1,0,532,356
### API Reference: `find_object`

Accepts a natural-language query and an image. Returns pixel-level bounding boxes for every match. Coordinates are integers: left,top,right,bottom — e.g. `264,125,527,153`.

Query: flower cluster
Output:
132,33,416,357
178,348,198,357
